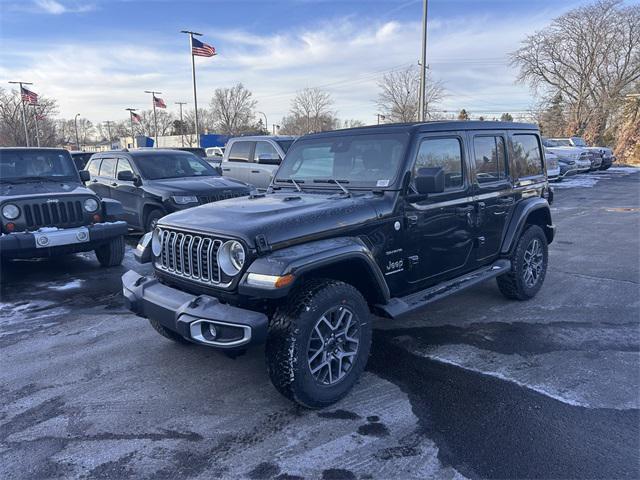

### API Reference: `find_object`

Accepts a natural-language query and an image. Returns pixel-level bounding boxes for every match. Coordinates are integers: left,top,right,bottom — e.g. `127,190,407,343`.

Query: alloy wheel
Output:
522,238,544,288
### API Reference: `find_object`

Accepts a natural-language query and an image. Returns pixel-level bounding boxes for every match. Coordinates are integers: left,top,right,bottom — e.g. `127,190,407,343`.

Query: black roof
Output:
304,120,538,139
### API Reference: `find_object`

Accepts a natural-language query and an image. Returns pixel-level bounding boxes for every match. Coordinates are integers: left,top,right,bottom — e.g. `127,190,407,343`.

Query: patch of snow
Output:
47,279,84,291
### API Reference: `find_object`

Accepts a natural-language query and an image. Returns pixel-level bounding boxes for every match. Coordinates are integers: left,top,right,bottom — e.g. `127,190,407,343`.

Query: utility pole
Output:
258,111,268,133
175,102,187,146
418,0,429,122
8,81,32,147
32,104,41,147
145,90,162,147
103,121,113,144
272,124,280,135
125,108,137,148
181,30,203,147
74,113,81,150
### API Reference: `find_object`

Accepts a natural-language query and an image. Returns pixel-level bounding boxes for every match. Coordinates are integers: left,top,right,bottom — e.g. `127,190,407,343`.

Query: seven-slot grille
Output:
156,228,223,285
23,199,85,229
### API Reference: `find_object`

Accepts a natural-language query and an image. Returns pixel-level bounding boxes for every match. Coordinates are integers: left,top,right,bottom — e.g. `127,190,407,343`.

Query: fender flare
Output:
100,198,125,221
238,237,390,301
500,197,553,254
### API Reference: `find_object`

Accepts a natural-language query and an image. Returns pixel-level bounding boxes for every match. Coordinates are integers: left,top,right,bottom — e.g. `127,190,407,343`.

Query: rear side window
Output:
87,158,101,176
255,141,280,161
99,158,117,178
414,137,463,190
473,136,507,183
512,134,543,179
228,141,253,162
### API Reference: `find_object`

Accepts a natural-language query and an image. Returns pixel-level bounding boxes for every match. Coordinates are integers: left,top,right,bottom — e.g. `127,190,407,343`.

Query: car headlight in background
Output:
83,198,99,212
217,240,245,276
1,203,20,220
172,195,198,205
151,228,162,256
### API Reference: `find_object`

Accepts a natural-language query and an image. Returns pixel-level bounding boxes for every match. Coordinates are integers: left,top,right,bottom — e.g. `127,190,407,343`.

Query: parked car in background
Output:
84,149,252,232
0,148,127,266
69,151,95,170
221,136,297,190
125,121,555,408
549,137,614,170
171,147,207,158
544,149,561,181
543,139,592,172
206,146,224,158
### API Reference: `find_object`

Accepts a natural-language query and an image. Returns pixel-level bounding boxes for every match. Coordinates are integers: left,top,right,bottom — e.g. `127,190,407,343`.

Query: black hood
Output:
145,176,250,195
0,181,94,202
159,191,389,249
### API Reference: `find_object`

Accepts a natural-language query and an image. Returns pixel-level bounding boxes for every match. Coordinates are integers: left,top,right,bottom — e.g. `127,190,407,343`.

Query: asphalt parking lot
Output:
1,168,639,480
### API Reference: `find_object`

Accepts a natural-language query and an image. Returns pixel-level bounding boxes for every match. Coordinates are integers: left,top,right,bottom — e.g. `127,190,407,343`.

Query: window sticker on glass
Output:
376,179,390,187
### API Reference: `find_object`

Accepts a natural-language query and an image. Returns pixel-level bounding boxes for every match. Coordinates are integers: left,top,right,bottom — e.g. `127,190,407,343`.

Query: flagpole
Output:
181,30,203,148
32,104,40,147
145,90,161,147
8,81,32,147
175,102,187,147
126,108,137,148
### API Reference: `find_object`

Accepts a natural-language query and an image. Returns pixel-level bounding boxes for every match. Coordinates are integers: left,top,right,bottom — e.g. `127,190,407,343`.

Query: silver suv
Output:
221,136,296,190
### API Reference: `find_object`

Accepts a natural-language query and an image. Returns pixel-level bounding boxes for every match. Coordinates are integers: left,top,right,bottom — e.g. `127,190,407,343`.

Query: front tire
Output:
266,279,372,409
497,225,548,300
95,235,125,267
145,209,165,233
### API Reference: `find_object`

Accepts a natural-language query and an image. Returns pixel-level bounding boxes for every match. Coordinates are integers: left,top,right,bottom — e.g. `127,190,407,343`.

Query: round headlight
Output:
217,240,245,276
2,204,20,220
83,198,99,212
152,228,162,256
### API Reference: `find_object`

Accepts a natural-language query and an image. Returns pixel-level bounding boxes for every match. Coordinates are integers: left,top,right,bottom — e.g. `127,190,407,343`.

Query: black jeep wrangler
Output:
123,121,555,408
0,148,127,266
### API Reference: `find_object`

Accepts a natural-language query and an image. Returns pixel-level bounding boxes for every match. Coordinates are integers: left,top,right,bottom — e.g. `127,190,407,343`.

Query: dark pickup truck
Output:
0,148,127,266
124,121,555,407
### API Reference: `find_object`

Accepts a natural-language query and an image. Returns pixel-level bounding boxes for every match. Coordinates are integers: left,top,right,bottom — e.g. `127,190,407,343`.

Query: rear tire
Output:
145,209,165,233
497,225,548,300
95,235,125,267
266,279,372,409
148,317,192,345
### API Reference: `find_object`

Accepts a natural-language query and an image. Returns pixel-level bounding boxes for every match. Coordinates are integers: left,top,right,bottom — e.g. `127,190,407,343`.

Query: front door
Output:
222,141,255,183
403,133,476,287
251,141,282,189
470,132,514,262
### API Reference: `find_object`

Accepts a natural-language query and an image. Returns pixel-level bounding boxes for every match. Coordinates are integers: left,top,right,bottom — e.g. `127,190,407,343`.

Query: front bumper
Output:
0,221,127,258
122,270,268,349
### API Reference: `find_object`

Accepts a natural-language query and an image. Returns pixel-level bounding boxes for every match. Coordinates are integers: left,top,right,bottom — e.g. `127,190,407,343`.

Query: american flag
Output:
192,38,216,57
21,87,38,104
153,96,166,109
131,112,142,123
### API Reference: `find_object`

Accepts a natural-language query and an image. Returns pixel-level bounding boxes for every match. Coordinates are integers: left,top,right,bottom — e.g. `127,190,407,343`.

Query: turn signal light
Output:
5,222,15,232
93,214,102,223
246,273,295,289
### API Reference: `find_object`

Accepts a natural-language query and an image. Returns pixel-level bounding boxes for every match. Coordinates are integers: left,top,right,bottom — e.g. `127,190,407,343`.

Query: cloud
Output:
33,0,95,14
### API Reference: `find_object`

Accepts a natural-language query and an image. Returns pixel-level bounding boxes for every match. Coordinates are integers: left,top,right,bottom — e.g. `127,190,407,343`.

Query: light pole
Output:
418,0,429,122
272,124,280,135
258,111,268,133
74,113,81,150
175,102,187,146
181,30,203,147
145,90,162,147
8,80,33,146
125,108,137,148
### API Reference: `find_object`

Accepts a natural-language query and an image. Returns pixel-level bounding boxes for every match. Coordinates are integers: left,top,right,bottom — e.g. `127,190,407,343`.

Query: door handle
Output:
222,168,231,172
251,170,261,173
456,206,474,217
498,197,514,205
110,182,118,187
91,179,98,183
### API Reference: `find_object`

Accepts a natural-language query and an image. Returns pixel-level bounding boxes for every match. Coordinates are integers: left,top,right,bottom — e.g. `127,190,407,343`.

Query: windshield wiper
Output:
6,176,67,183
312,178,350,196
276,178,305,191
289,176,302,192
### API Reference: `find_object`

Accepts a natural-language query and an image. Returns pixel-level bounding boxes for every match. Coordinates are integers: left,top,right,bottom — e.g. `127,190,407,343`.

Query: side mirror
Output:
257,154,281,165
415,167,445,195
79,170,90,182
117,170,135,182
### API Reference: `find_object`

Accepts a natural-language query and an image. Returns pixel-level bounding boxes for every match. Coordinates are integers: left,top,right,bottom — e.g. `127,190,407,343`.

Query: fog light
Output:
76,231,88,241
208,324,217,339
37,236,49,246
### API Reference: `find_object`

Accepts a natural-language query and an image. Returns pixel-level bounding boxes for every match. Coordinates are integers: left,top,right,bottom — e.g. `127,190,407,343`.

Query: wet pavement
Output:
1,168,639,479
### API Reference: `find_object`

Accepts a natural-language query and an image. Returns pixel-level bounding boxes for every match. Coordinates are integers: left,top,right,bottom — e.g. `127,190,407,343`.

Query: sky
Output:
0,0,613,126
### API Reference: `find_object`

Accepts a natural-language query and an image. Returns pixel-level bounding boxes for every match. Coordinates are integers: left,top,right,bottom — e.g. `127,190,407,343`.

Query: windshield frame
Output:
571,137,587,147
132,151,221,180
273,131,410,191
0,149,81,183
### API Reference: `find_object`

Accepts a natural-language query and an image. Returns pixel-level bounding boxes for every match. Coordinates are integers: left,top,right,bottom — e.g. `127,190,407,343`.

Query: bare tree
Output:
136,109,174,137
614,93,640,164
342,119,365,129
210,83,257,135
376,65,444,123
510,0,640,143
457,109,470,121
500,113,514,122
0,88,59,146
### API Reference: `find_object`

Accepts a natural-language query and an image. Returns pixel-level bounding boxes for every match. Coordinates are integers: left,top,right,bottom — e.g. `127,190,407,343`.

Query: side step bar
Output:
374,259,511,319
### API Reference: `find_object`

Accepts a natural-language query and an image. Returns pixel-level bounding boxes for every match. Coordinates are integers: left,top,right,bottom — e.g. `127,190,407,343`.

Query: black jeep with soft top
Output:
0,148,127,266
124,121,555,408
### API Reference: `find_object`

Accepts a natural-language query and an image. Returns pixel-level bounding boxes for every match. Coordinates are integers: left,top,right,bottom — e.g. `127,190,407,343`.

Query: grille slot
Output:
22,200,85,229
157,228,223,285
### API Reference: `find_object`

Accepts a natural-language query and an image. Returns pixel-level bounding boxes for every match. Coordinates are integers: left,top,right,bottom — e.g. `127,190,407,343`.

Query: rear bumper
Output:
122,270,268,349
0,221,127,258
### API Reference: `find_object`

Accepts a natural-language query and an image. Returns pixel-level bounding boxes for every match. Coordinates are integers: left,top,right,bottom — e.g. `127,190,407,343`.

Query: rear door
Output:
222,141,254,183
251,140,282,189
111,157,141,227
470,131,514,262
86,157,113,198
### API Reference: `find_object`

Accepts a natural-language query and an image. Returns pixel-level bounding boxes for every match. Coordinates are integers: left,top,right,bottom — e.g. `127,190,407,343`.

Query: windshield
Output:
555,139,571,147
276,140,295,153
134,152,219,180
0,150,78,182
275,133,408,188
571,137,587,147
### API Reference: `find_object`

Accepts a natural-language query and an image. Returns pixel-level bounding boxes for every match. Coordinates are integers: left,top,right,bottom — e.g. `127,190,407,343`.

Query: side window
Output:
87,158,101,176
116,158,133,175
512,134,543,179
254,141,280,162
473,136,507,183
227,141,253,163
99,158,117,178
414,137,463,190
